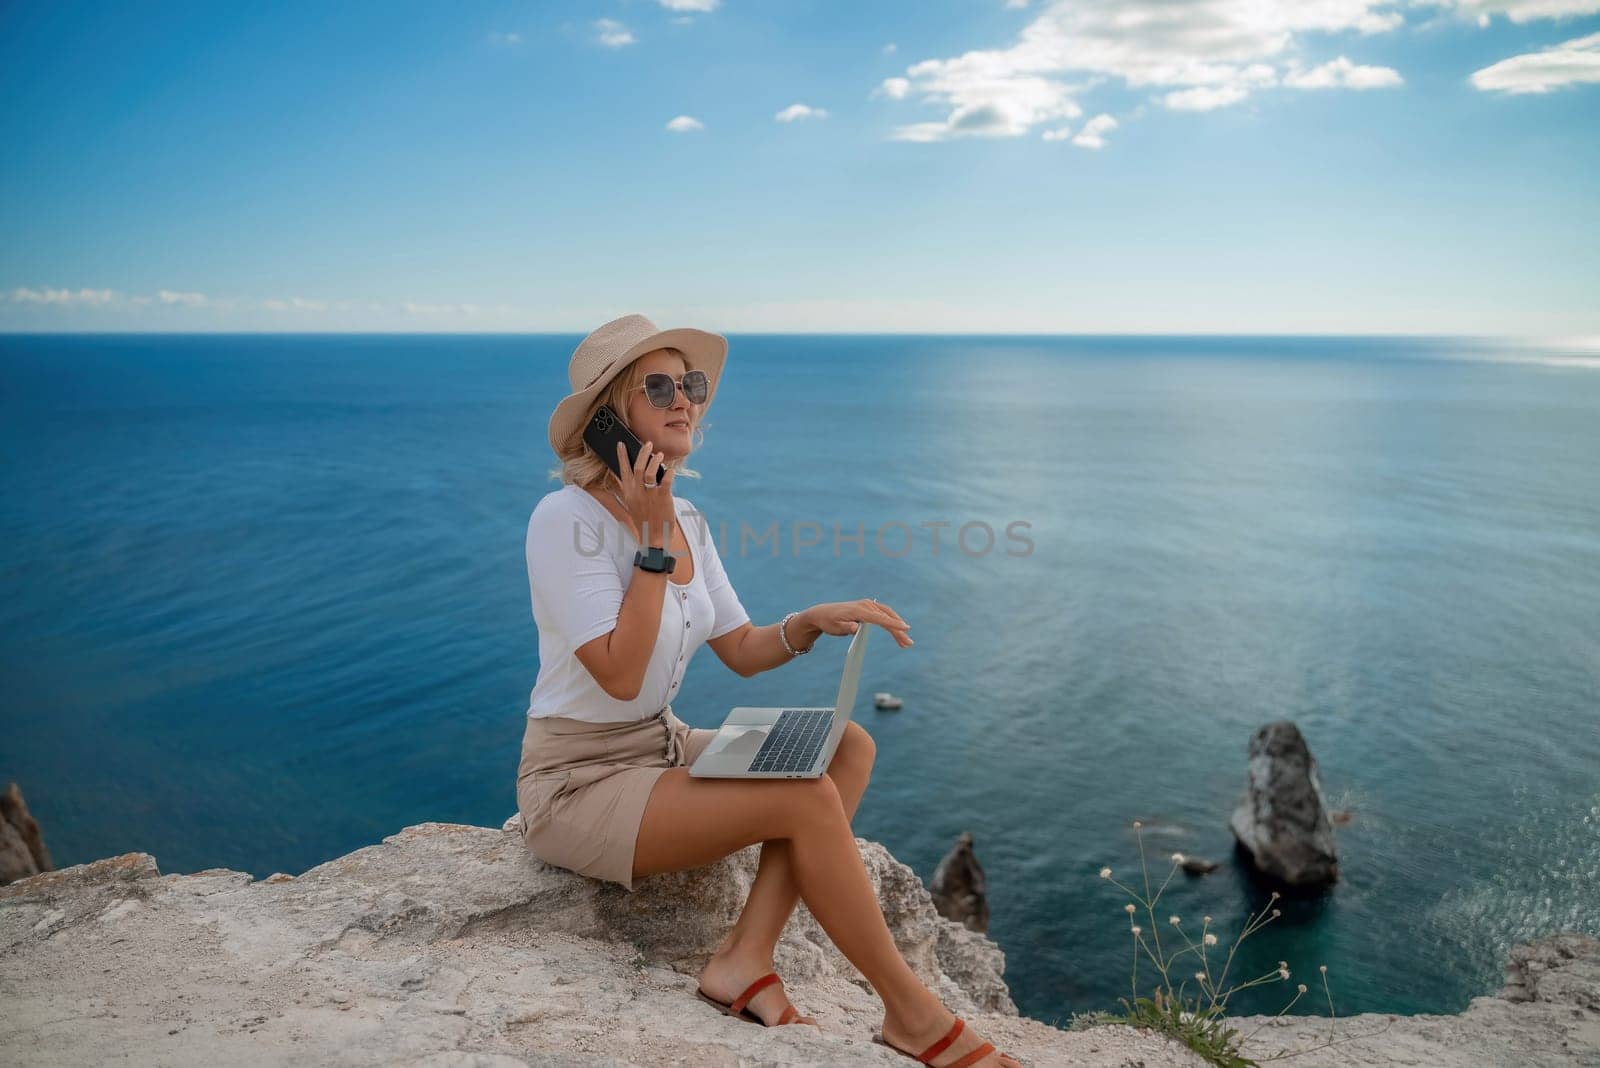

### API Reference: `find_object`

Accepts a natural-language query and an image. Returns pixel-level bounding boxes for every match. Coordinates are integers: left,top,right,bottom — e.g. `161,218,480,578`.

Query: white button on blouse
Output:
524,483,750,723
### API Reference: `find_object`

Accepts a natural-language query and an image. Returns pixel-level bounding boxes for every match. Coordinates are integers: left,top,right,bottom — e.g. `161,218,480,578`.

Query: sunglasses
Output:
639,369,709,408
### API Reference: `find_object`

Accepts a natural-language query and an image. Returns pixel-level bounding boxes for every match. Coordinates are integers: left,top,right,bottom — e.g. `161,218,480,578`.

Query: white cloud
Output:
874,77,911,100
0,290,530,325
665,115,704,132
1006,0,1031,7
890,97,1082,142
158,290,208,307
1163,84,1251,110
880,0,1411,141
775,103,829,122
265,297,329,312
1159,61,1277,107
886,122,951,143
487,31,522,46
1470,31,1600,92
883,43,898,56
7,286,117,305
1041,125,1073,140
656,0,718,11
1283,55,1404,88
887,53,1084,141
402,301,482,317
1072,113,1117,148
1421,0,1600,24
595,19,635,48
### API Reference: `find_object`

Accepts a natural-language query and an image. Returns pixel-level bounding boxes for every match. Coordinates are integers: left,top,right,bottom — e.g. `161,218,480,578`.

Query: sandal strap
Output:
917,1017,965,1063
944,1041,997,1068
777,1005,799,1026
730,972,781,1015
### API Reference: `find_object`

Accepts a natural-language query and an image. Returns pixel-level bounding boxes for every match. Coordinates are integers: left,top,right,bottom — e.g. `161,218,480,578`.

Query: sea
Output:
2,332,1597,1023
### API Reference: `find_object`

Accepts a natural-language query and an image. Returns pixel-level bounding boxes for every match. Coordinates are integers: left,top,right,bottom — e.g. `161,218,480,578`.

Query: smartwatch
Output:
633,545,677,574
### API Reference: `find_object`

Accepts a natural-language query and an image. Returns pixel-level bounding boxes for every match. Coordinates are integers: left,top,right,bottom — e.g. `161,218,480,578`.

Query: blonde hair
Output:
547,347,709,488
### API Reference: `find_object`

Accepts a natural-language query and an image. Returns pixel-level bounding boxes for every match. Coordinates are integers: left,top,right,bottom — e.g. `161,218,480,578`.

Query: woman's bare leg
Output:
697,722,876,1025
632,746,1019,1067
726,722,877,951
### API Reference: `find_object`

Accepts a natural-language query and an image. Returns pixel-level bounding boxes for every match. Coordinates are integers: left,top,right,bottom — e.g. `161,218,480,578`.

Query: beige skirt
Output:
515,705,718,891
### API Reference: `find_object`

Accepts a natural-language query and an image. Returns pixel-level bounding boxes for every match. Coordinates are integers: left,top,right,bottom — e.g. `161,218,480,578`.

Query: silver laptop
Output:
689,625,868,778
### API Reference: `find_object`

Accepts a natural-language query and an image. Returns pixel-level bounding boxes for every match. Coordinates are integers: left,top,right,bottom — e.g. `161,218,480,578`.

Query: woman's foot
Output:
880,1003,1021,1067
696,947,820,1028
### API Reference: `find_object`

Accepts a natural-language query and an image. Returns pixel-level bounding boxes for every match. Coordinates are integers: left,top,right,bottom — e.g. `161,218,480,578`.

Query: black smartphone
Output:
582,405,666,485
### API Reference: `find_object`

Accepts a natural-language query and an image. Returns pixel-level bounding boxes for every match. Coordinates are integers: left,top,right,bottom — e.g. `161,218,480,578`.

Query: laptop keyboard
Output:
750,709,834,774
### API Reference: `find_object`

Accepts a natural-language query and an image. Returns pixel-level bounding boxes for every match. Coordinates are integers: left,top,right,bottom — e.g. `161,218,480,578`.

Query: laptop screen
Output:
833,624,868,721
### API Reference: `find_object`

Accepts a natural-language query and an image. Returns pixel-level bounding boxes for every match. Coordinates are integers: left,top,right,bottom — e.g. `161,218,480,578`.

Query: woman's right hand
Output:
612,440,677,548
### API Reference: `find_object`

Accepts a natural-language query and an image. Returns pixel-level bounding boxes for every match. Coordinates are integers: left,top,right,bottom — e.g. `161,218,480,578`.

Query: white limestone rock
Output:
1,822,1593,1066
0,822,1200,1066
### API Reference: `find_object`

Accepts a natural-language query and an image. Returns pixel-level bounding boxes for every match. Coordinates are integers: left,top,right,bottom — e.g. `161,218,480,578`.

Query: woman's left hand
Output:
800,599,913,649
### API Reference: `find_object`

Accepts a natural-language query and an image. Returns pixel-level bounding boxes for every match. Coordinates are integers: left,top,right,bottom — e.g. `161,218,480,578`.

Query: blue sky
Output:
2,1,1597,334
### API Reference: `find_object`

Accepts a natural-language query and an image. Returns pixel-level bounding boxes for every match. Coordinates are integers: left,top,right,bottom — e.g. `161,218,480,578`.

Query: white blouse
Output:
523,483,751,723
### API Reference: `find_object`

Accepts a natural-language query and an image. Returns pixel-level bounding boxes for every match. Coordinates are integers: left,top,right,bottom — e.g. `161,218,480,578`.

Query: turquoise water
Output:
2,333,1597,1022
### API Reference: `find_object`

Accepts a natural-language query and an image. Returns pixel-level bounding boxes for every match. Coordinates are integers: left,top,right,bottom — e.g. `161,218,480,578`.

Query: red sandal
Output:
695,971,815,1027
872,1016,1012,1067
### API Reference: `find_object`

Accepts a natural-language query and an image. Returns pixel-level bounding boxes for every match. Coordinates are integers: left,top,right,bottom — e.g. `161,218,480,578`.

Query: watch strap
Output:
634,546,677,574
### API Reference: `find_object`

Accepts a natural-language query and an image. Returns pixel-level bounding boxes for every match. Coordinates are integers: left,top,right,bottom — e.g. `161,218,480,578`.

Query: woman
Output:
518,314,1020,1068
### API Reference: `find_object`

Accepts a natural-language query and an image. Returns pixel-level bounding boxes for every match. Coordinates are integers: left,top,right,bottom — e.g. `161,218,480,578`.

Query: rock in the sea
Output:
1229,721,1339,888
1179,856,1219,876
0,818,35,886
929,832,989,934
0,782,54,885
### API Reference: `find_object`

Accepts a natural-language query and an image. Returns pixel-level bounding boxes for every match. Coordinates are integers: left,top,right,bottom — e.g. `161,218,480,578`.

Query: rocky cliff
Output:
1,820,1595,1067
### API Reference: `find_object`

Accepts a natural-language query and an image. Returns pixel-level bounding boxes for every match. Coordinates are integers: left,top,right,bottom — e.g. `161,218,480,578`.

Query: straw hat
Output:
547,313,729,456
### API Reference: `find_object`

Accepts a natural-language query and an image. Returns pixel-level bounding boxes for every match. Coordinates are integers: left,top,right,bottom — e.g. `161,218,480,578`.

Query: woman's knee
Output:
772,774,848,837
838,721,876,768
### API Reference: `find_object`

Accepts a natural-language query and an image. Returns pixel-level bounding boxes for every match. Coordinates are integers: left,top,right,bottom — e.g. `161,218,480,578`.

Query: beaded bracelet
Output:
778,611,811,657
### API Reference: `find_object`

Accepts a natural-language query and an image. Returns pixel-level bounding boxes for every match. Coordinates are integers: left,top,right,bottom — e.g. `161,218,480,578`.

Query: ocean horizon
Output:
2,331,1597,1024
